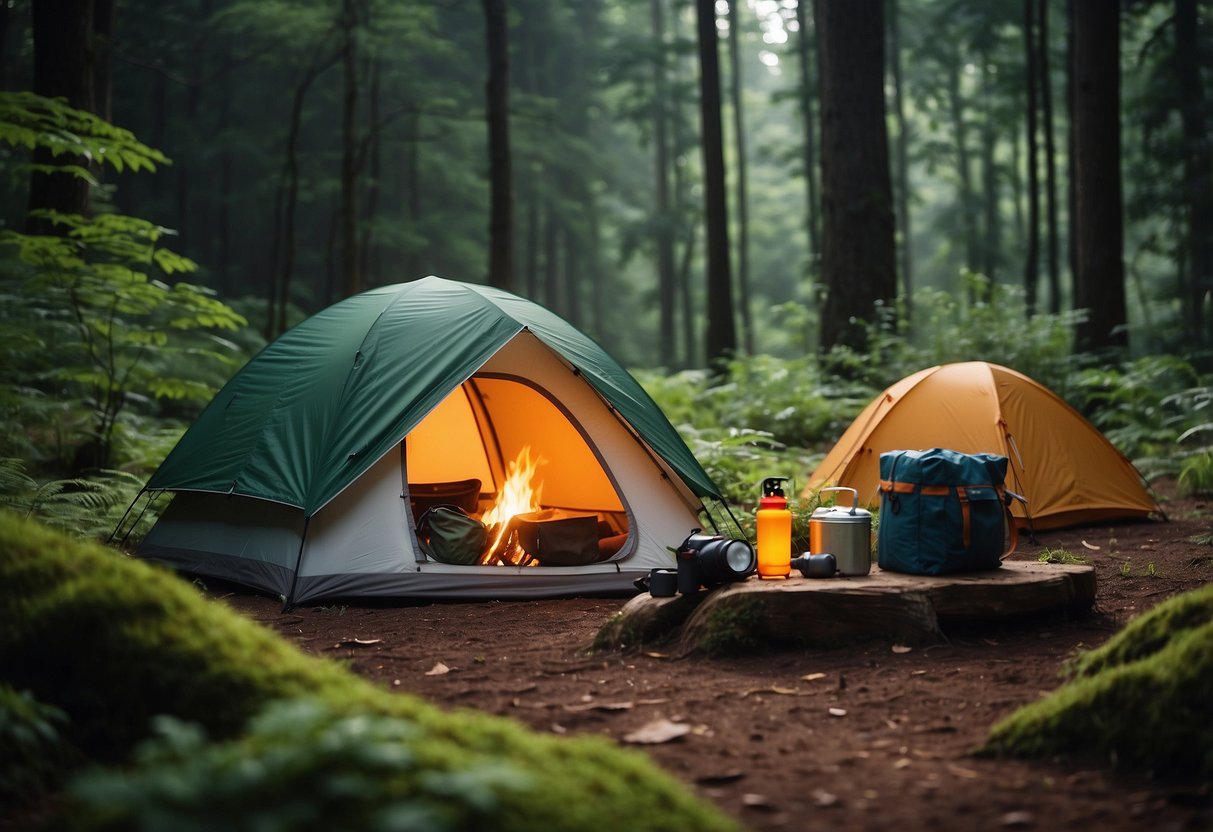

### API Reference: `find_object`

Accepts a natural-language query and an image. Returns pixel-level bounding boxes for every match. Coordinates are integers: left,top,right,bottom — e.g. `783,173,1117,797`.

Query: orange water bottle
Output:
756,477,792,579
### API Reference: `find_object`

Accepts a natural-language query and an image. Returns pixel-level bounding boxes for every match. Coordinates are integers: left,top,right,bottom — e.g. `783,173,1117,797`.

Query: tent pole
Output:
108,489,149,546
283,516,311,612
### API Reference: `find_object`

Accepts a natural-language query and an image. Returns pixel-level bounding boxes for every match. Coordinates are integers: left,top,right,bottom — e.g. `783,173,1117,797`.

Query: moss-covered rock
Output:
0,512,737,831
983,583,1213,777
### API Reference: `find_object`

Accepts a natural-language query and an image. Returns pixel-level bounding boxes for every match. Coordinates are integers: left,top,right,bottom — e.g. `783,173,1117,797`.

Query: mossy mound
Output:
983,582,1213,777
0,512,736,831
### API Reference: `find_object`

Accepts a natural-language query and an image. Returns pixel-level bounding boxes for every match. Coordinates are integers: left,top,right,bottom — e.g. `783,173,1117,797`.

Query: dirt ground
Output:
220,483,1213,832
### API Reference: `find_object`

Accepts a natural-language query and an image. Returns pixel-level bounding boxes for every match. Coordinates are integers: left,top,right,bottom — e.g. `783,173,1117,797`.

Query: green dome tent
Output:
134,276,726,605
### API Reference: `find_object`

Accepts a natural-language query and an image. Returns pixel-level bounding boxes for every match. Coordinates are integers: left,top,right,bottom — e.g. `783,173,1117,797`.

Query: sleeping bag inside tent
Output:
805,361,1161,531
134,276,725,605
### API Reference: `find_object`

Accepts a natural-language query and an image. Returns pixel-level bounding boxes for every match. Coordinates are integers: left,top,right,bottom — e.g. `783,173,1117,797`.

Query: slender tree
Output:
694,0,736,366
1038,0,1061,314
815,0,896,353
794,0,821,278
888,0,913,317
651,0,677,364
1175,0,1213,347
726,0,753,355
340,0,361,298
483,0,514,290
1071,0,1127,352
26,0,95,233
1024,0,1041,316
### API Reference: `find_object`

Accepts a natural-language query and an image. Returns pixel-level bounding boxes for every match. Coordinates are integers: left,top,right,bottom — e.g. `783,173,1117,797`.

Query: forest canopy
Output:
0,0,1211,521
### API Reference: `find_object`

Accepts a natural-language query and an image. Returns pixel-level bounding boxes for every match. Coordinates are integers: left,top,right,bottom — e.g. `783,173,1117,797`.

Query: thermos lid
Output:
811,505,871,522
811,486,870,521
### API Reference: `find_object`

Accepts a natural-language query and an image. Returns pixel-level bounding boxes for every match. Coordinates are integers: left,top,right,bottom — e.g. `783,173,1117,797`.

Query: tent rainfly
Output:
805,361,1161,530
132,276,728,605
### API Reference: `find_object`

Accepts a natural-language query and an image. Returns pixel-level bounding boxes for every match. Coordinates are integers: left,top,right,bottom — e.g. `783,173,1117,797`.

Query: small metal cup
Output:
648,568,678,597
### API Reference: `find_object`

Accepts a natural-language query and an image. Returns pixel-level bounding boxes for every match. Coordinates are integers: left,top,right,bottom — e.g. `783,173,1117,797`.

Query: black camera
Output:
676,530,756,591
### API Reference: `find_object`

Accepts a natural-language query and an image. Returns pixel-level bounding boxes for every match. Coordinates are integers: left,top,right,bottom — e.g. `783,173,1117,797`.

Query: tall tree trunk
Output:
1071,1,1127,353
727,0,753,355
815,0,896,354
888,0,912,317
359,58,382,288
0,1,10,89
270,57,334,339
26,0,95,233
92,0,114,122
339,0,361,298
404,109,422,281
1038,0,1061,314
980,79,1000,298
544,205,560,310
694,0,736,367
652,0,677,363
483,0,514,290
794,0,821,283
1175,0,1213,347
946,51,978,288
218,54,232,296
1024,0,1041,317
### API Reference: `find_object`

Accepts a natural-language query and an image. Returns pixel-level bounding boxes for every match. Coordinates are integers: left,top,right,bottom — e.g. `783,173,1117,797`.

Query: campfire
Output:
479,446,545,565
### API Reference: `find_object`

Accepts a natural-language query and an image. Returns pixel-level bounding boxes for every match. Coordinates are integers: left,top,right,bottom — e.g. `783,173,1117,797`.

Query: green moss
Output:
0,512,737,831
983,584,1213,776
692,597,762,656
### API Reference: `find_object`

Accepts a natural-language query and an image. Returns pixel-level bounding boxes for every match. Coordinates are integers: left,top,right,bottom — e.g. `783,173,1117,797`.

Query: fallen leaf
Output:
828,707,848,717
1001,810,1035,828
741,793,775,810
893,757,912,769
563,700,635,713
424,662,450,676
622,718,690,745
910,670,928,676
643,651,669,659
695,770,746,785
947,764,979,779
801,672,827,681
742,685,807,698
812,789,840,808
635,698,671,706
550,723,567,735
891,644,913,654
1081,540,1101,551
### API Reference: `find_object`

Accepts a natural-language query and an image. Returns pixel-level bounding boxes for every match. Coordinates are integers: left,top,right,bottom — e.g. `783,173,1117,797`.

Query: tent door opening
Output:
404,374,630,566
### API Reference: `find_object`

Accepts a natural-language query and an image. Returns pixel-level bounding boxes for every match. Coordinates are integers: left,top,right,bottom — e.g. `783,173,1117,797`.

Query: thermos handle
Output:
818,486,859,514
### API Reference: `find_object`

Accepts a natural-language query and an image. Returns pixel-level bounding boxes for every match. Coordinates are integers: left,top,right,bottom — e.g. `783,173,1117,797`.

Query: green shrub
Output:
983,583,1213,776
66,699,532,832
0,512,736,831
0,685,79,804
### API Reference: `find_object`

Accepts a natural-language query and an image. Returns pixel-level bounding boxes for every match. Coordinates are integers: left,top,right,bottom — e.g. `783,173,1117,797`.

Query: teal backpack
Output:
877,448,1019,575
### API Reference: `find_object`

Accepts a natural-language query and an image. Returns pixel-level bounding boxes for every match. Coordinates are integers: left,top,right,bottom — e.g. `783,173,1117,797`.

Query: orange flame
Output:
480,446,545,564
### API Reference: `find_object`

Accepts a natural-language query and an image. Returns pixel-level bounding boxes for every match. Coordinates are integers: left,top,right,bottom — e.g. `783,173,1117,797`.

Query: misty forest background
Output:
1,0,1212,535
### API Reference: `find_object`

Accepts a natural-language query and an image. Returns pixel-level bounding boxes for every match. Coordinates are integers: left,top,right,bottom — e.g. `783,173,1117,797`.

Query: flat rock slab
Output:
594,561,1095,655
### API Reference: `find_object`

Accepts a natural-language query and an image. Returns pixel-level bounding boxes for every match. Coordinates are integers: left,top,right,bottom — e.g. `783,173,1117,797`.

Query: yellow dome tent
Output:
806,361,1161,530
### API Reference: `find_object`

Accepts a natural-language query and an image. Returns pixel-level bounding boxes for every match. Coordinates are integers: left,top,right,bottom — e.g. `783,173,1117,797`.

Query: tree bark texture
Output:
795,0,821,282
340,0,361,298
483,0,515,291
1038,0,1062,315
1175,0,1213,347
815,0,896,354
26,0,95,233
888,0,913,316
727,0,753,355
694,0,736,366
651,0,677,365
1024,0,1041,316
1071,0,1127,352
